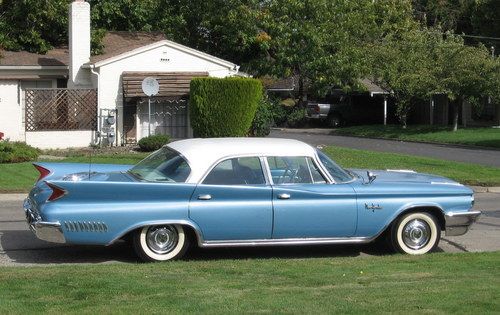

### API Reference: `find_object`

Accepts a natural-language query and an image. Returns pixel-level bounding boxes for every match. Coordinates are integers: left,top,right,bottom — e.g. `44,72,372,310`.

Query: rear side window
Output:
267,156,326,184
203,157,266,185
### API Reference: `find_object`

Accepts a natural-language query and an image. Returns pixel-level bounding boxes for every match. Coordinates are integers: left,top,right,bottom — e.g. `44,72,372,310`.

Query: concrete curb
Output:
471,186,500,193
0,193,27,201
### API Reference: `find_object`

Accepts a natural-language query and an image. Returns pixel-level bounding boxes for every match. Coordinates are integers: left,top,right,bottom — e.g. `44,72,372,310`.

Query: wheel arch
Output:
376,204,446,241
110,220,204,246
385,205,446,235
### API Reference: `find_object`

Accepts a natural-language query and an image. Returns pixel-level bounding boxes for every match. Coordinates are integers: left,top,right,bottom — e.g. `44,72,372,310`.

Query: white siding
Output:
0,80,23,141
96,43,236,145
26,131,94,149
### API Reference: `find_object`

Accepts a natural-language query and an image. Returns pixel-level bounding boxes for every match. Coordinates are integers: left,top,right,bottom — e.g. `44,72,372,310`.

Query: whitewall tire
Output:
133,224,189,262
390,212,440,255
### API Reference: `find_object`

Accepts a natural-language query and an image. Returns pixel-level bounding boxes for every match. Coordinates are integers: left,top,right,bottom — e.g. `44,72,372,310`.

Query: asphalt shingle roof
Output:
0,31,166,67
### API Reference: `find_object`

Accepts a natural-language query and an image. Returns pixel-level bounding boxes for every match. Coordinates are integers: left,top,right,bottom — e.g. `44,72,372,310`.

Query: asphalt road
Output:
270,129,500,168
0,193,498,266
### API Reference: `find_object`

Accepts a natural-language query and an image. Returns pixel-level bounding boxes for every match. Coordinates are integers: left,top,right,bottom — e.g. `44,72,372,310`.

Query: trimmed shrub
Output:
286,107,307,127
190,77,263,137
138,134,170,152
270,101,290,127
250,96,274,137
0,141,40,163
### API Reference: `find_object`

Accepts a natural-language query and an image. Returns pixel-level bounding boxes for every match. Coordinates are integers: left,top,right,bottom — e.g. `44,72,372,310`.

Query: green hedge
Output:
0,141,40,163
190,77,263,137
138,134,170,152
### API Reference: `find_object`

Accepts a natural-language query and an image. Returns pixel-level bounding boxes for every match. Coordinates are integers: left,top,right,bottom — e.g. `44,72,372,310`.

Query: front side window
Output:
267,156,326,184
316,149,353,183
128,147,191,182
203,157,266,185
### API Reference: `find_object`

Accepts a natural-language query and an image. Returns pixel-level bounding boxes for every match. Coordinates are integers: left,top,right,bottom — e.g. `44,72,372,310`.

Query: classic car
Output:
24,138,481,261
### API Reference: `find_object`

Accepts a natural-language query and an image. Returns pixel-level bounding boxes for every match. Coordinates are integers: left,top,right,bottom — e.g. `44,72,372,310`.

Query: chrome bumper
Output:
445,210,481,236
23,198,66,243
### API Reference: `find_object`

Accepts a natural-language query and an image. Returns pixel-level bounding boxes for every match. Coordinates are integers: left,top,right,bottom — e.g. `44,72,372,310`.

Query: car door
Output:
189,156,273,241
268,156,357,238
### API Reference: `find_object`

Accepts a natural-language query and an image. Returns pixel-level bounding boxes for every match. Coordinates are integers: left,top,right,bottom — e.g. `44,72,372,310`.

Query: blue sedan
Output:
24,138,480,261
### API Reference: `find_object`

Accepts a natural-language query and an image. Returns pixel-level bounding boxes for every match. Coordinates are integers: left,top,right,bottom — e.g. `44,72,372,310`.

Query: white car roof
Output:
167,138,317,183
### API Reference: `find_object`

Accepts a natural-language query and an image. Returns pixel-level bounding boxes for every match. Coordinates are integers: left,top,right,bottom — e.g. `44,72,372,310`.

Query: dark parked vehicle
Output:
306,102,348,127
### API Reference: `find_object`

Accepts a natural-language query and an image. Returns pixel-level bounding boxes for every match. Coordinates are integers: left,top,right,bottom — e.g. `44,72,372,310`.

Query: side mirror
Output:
366,171,377,185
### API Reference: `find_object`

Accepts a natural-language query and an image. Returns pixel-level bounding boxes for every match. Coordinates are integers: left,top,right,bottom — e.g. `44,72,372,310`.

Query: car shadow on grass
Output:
1,229,445,265
0,230,138,265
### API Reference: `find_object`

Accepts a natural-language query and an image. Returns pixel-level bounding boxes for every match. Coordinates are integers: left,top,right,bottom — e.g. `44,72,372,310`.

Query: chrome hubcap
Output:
146,225,179,254
402,219,431,250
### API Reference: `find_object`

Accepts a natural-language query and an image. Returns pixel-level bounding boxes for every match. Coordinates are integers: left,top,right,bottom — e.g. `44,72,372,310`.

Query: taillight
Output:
45,182,67,201
34,164,51,182
314,105,320,113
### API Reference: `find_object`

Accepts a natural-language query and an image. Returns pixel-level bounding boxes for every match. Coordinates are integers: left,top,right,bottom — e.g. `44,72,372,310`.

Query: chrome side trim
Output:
200,236,374,248
386,169,416,173
445,210,481,236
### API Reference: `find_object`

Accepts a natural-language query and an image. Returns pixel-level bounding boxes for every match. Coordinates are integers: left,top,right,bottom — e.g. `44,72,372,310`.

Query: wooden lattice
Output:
25,89,97,131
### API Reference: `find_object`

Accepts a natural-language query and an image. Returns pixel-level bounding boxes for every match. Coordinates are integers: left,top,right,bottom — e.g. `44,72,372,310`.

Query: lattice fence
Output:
25,89,97,131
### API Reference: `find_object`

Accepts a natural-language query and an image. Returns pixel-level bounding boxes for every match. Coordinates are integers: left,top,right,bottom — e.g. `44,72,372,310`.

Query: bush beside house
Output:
0,141,40,163
138,134,170,152
190,77,262,137
250,96,274,137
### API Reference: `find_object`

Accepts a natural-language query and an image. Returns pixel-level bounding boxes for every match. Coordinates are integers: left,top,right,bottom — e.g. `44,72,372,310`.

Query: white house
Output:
0,0,239,149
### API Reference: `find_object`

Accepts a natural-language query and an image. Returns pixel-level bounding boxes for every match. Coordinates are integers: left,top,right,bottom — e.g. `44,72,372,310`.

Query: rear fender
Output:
40,180,197,245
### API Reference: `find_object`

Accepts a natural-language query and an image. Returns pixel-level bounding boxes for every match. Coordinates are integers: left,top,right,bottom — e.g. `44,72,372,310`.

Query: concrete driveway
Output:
0,193,498,266
270,129,500,168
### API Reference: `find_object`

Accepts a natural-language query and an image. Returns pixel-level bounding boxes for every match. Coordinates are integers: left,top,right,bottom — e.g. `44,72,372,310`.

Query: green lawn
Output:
0,153,148,193
325,146,500,186
1,146,499,192
333,125,500,149
0,252,498,313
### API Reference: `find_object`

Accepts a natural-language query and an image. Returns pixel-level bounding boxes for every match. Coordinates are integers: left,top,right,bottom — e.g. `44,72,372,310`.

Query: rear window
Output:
128,147,191,182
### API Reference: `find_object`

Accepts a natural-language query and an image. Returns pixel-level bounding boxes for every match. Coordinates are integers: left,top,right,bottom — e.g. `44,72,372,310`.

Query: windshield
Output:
128,147,191,182
316,149,353,183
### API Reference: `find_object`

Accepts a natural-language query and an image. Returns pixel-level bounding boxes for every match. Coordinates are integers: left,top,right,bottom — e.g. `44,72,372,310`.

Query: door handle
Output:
278,193,291,200
197,194,212,200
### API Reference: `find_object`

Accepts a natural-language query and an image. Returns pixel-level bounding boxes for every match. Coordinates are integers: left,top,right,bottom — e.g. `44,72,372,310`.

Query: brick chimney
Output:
68,0,91,88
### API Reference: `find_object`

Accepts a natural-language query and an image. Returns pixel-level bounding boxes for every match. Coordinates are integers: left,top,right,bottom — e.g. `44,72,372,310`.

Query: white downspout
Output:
90,65,101,146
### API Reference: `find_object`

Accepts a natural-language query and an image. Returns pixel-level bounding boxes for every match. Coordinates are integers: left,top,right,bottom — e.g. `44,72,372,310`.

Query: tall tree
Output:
370,29,438,127
432,33,498,130
0,0,69,53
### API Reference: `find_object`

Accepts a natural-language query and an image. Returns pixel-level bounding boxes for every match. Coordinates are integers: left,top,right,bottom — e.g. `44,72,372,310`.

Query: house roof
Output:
360,78,390,95
0,47,69,67
0,31,235,70
89,31,166,64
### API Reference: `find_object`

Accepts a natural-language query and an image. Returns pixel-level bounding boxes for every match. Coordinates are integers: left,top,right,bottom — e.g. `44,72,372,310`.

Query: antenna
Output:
88,147,94,180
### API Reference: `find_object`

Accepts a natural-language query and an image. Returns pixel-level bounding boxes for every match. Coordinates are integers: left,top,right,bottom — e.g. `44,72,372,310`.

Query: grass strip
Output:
1,145,499,192
333,125,500,149
0,251,498,313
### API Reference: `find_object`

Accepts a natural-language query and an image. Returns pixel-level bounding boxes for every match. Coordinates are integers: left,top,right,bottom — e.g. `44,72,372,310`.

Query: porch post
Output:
430,97,434,125
148,96,151,136
383,96,387,125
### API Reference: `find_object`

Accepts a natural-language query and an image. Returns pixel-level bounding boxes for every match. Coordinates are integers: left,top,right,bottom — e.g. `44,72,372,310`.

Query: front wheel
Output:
390,212,440,255
133,224,190,262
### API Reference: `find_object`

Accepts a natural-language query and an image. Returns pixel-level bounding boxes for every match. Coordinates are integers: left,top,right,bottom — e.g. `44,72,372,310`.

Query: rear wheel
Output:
133,224,189,262
390,212,440,255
